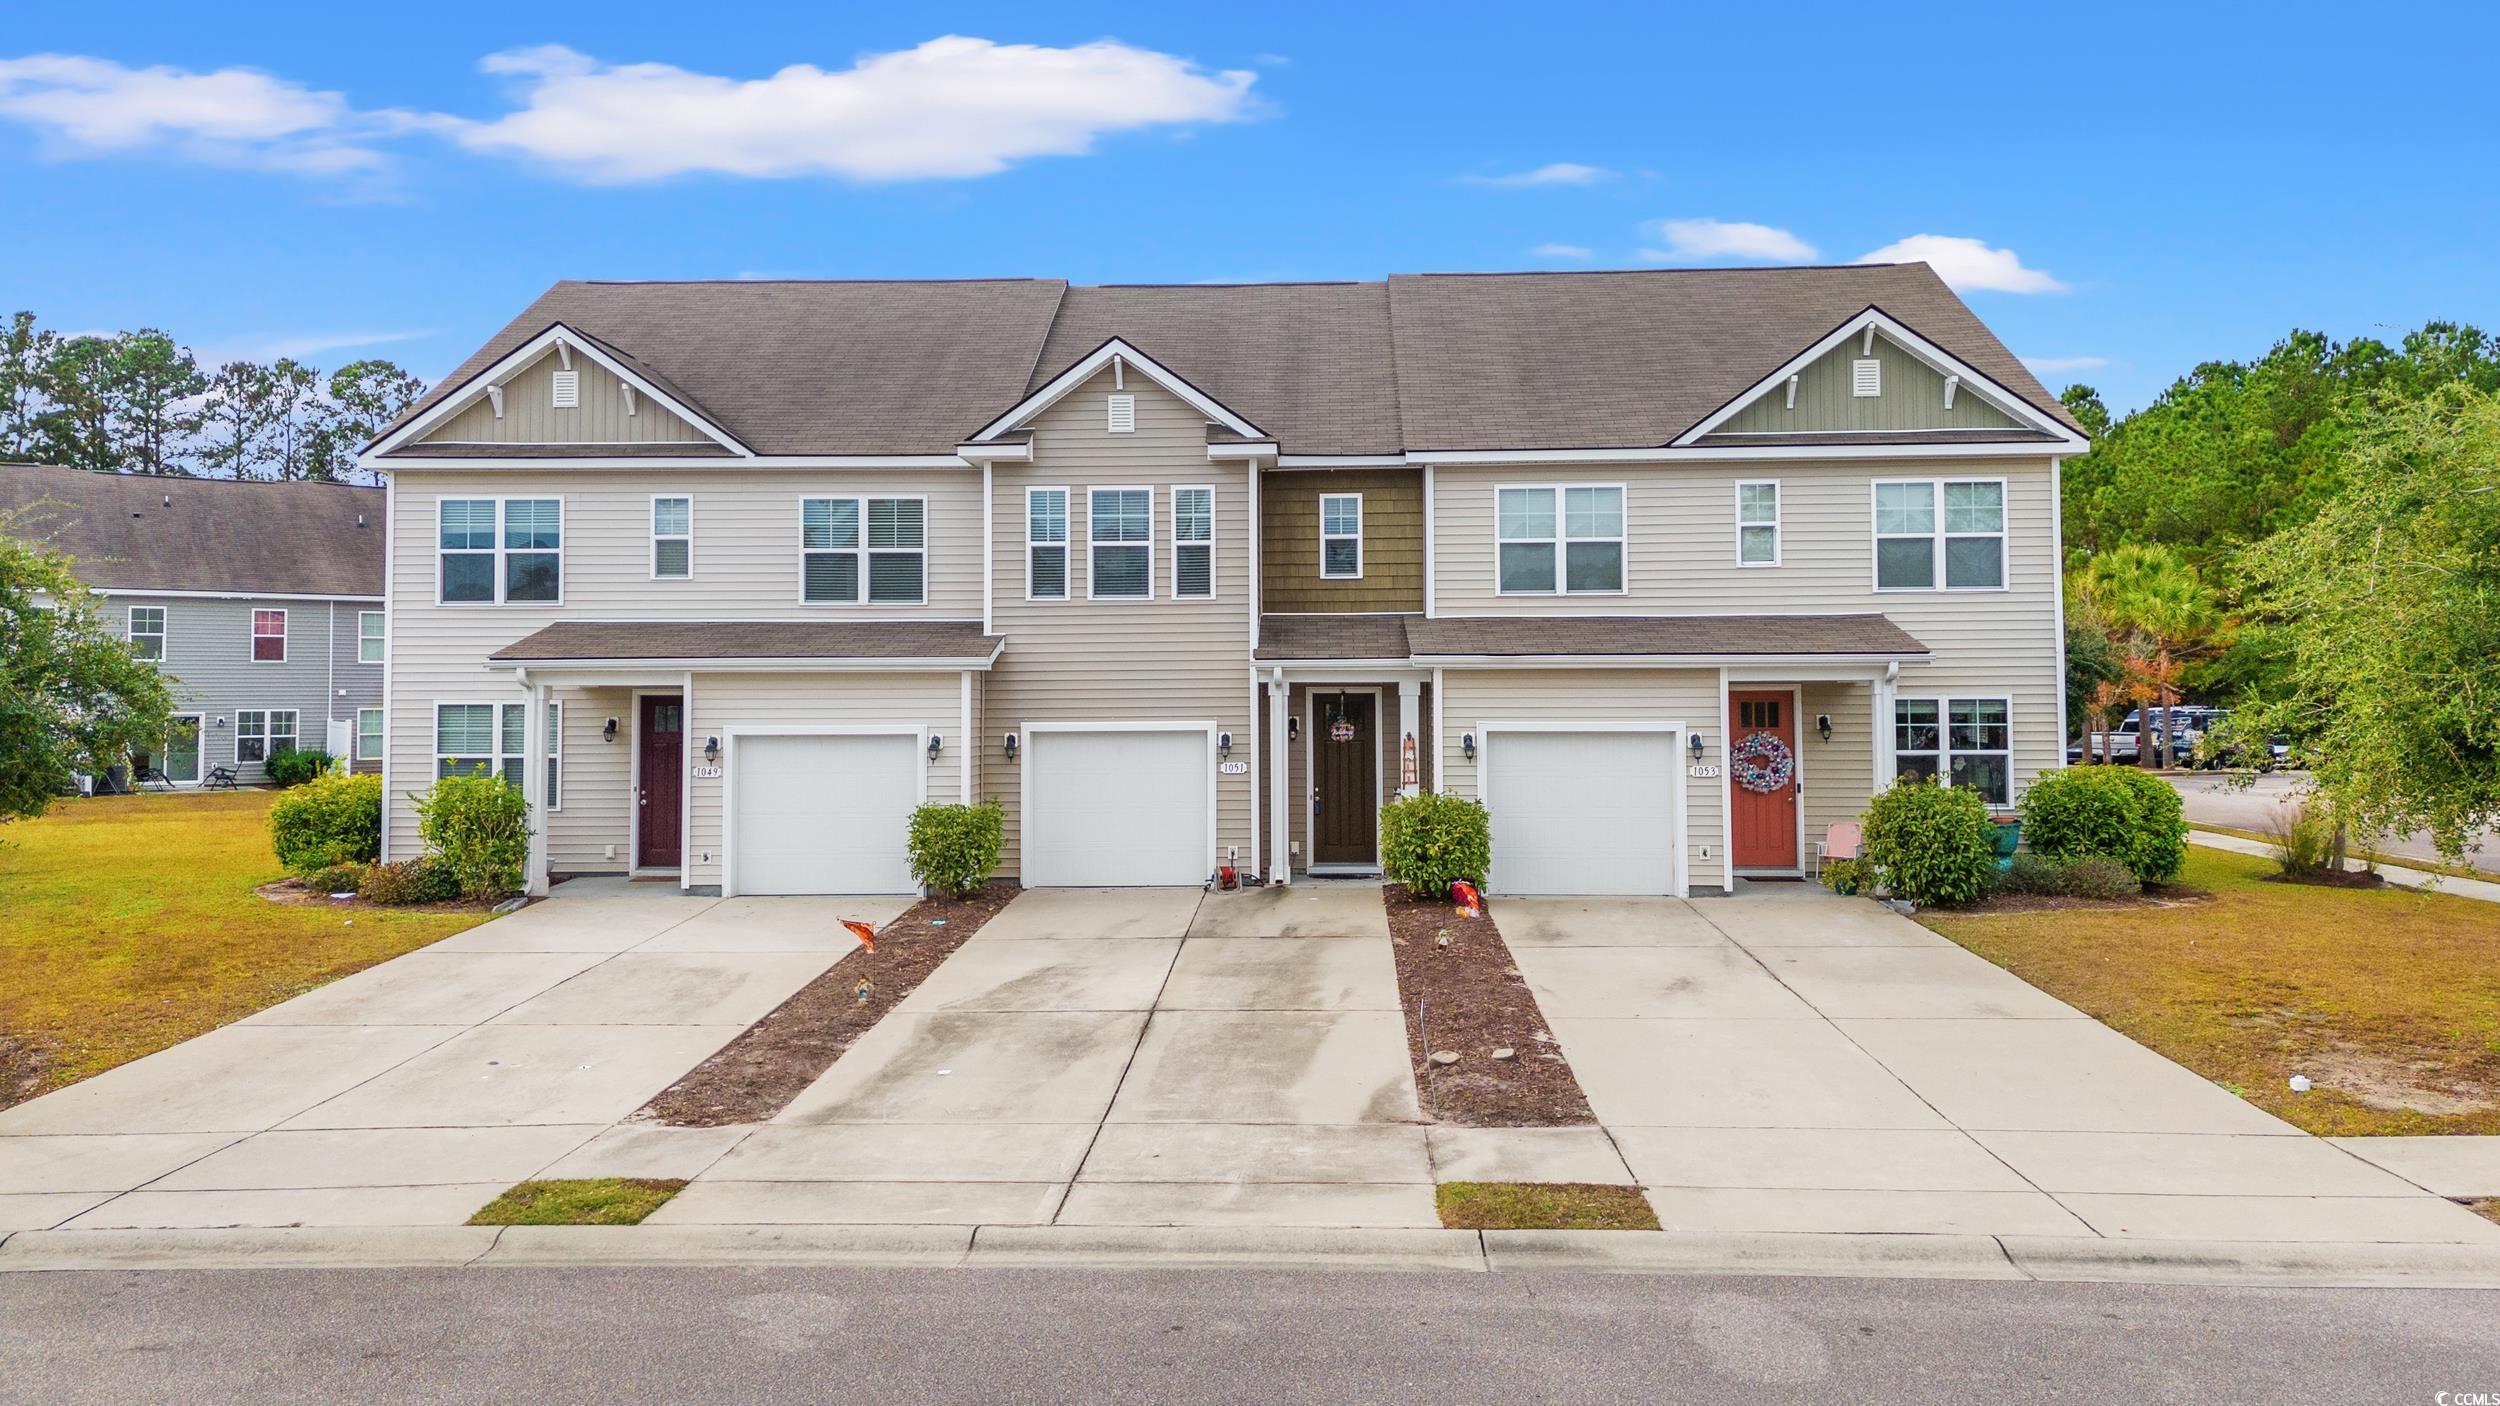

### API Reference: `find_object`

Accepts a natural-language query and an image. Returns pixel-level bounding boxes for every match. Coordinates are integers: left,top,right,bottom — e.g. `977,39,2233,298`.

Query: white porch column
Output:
1266,667,1291,884
1396,680,1422,798
521,676,551,897
1872,669,1897,794
958,671,975,803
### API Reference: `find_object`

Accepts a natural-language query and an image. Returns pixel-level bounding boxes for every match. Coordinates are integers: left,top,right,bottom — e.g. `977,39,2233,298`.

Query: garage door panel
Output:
1025,728,1209,888
1487,730,1678,896
734,733,921,895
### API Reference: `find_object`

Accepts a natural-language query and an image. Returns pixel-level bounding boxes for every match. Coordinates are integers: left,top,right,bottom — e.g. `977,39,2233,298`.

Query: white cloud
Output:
1640,218,1818,263
1531,243,1594,259
0,53,401,173
2021,355,2110,375
439,38,1258,182
209,329,434,363
1859,234,2067,294
1463,162,1612,188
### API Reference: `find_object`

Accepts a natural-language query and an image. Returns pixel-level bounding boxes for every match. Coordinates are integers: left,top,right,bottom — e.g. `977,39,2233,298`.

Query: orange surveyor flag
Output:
842,920,877,954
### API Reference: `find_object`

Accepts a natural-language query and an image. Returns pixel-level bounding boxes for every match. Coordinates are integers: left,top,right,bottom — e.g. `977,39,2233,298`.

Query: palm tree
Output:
2081,544,2223,769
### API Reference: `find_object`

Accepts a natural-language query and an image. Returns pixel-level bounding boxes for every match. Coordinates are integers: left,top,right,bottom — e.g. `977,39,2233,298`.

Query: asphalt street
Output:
3,1264,2494,1405
2170,771,2499,875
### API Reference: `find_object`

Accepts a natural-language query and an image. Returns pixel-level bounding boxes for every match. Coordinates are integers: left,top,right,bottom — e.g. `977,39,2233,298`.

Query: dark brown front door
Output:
637,695,685,869
1311,690,1378,867
1729,690,1799,870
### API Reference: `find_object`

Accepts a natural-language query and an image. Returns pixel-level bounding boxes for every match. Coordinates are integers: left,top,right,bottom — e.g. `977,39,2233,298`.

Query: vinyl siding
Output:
108,592,380,782
1715,335,2022,436
420,346,709,445
1261,468,1425,612
984,368,1254,879
1798,679,1878,845
546,685,631,874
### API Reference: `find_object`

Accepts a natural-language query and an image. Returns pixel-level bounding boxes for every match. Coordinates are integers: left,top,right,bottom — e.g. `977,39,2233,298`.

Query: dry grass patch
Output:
468,1178,686,1226
1921,847,2500,1136
0,791,490,1109
1436,1181,1658,1231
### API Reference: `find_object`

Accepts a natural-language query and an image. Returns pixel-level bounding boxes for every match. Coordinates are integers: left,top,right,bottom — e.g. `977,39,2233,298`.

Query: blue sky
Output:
3,2,2493,414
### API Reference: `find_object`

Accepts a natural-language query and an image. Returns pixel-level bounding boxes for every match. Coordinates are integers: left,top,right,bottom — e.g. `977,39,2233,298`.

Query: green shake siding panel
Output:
1716,335,2022,435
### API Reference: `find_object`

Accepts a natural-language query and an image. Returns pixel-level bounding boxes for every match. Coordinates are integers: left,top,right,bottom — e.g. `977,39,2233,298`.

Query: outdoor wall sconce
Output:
1460,732,1476,761
1689,732,1707,762
1002,732,1020,762
927,734,944,761
1287,715,1300,742
602,717,618,743
703,736,720,763
1217,731,1233,758
1816,713,1833,743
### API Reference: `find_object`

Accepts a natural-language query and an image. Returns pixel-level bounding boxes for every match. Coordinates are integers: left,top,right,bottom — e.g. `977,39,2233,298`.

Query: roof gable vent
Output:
551,370,580,409
1851,358,1882,398
1107,393,1136,434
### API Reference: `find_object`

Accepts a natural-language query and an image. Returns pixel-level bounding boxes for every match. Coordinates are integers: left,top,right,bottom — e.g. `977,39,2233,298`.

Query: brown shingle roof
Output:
488,619,1002,664
1405,614,1928,659
0,463,384,596
1255,614,1417,660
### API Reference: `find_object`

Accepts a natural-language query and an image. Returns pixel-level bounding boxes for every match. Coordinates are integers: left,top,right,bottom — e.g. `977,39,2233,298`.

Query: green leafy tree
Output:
2081,543,2223,768
195,360,282,479
263,359,322,479
0,311,59,460
307,359,427,482
33,335,117,472
102,331,207,475
0,517,178,824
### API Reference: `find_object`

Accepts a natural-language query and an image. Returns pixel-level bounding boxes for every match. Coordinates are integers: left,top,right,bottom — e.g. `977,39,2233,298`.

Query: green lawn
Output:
1435,1182,1660,1231
468,1178,687,1227
0,790,489,1110
1921,847,2500,1137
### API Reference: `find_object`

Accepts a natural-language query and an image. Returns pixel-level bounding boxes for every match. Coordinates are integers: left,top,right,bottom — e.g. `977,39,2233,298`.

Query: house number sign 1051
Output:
1218,760,1250,775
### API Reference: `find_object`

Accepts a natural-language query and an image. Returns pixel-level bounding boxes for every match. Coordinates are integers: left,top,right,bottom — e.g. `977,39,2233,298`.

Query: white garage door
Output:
1485,730,1679,895
731,733,922,895
1024,727,1210,887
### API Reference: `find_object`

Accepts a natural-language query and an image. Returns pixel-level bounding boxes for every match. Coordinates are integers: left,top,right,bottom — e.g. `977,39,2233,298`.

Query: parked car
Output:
2066,706,2210,767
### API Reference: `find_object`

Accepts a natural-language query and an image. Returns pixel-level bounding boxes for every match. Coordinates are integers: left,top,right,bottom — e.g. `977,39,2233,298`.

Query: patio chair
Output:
129,761,175,792
204,765,241,791
1814,820,1862,881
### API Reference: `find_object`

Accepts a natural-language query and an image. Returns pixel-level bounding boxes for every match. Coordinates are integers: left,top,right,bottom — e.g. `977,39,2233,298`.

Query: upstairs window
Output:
1737,482,1780,566
802,497,925,604
1090,487,1152,599
1173,486,1214,599
438,499,497,603
1498,484,1623,594
652,496,692,579
439,499,561,604
128,606,165,662
502,500,562,602
1875,479,2005,590
1027,488,1069,600
250,608,287,662
358,610,385,665
1320,493,1362,579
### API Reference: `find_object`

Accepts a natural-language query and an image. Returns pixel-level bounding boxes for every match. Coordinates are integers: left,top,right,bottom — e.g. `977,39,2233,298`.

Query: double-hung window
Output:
1027,488,1068,599
1089,487,1152,599
438,499,561,603
128,606,165,661
250,608,287,662
1894,696,2012,806
356,707,383,763
235,708,297,764
802,497,925,604
1173,486,1214,599
1497,484,1624,594
358,611,384,665
438,499,497,602
1320,493,1362,578
502,500,562,601
1737,482,1780,566
1875,480,2005,590
651,496,692,579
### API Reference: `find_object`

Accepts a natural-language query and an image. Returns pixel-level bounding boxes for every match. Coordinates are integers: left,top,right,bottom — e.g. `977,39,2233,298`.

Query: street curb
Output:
0,1227,499,1271
964,1225,1487,1272
484,1224,973,1267
1482,1230,2026,1280
1998,1237,2500,1289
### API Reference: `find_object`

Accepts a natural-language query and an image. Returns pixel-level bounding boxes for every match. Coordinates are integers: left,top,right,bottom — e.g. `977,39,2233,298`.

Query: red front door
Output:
637,695,685,869
1729,690,1799,870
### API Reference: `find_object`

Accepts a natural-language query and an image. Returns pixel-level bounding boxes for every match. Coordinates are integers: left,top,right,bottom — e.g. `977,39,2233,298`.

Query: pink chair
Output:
1815,821,1862,880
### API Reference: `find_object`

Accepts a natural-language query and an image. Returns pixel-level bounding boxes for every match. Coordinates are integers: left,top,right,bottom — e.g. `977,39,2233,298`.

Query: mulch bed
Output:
1384,884,1595,1127
0,1034,56,1113
636,880,1020,1127
252,878,516,916
2267,869,2391,890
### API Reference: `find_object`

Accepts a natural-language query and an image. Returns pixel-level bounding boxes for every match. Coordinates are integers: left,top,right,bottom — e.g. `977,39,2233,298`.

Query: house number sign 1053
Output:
1688,764,1720,779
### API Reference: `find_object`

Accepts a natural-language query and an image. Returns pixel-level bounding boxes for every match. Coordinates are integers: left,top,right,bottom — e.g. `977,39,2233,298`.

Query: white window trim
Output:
1735,481,1781,568
1494,482,1629,596
249,607,287,664
650,494,694,581
1172,483,1216,600
432,701,549,801
355,706,384,763
1893,694,2014,807
357,610,385,665
435,496,566,607
1872,477,2008,593
1026,486,1070,601
235,707,299,764
1087,484,1156,602
799,494,929,607
1319,492,1363,580
128,605,165,662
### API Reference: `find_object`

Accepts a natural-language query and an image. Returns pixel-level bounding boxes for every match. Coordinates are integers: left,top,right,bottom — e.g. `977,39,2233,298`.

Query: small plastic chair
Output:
1815,821,1862,880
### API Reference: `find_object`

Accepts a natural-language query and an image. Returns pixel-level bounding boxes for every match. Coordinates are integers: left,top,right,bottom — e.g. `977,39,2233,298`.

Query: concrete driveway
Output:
0,880,909,1232
1505,884,2500,1244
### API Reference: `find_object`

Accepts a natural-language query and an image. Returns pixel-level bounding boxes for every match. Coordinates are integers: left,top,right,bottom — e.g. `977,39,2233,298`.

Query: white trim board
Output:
365,323,753,460
969,338,1265,444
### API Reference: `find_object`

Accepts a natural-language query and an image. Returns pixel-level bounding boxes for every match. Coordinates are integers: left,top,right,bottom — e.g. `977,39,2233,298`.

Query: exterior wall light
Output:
1002,732,1019,762
927,733,944,760
1459,732,1476,761
602,717,618,743
1816,713,1833,743
1287,715,1299,742
1217,731,1232,758
704,736,720,763
1689,732,1706,763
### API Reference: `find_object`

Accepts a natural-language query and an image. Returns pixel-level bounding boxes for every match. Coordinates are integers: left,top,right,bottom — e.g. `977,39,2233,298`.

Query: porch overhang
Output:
486,619,1004,686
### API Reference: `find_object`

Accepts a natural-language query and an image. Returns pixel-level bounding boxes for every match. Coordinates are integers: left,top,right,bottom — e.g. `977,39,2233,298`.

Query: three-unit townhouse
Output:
361,267,2084,899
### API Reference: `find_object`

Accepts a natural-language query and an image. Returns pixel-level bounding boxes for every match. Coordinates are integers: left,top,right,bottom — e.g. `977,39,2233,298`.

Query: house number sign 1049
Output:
691,765,723,779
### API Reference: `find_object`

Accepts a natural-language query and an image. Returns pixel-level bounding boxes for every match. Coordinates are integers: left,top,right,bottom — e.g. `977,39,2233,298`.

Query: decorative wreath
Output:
1731,731,1795,794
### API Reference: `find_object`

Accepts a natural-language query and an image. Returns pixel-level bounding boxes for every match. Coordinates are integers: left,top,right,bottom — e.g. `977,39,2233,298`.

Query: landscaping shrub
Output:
2268,801,2339,878
360,857,461,906
2000,850,2069,895
2062,855,2143,900
1860,777,1995,908
1820,855,1877,897
301,863,366,895
906,800,1003,898
1379,791,1491,899
267,770,383,872
2018,765,2188,883
413,773,532,899
263,749,333,788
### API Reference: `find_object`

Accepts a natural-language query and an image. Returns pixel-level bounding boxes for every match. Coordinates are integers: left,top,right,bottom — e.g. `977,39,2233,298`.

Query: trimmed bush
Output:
1861,777,1995,908
907,801,1004,898
301,862,366,894
1820,855,1877,897
2000,849,2069,896
263,749,333,788
414,773,532,900
1380,791,1492,899
2019,765,2188,883
361,857,461,906
268,770,383,872
2062,854,2143,900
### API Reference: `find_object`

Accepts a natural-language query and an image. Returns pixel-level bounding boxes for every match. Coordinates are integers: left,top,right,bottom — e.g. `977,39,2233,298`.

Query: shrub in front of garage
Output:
2017,765,2188,883
414,773,532,899
1861,777,1995,908
908,800,1004,897
267,769,383,872
1380,791,1491,899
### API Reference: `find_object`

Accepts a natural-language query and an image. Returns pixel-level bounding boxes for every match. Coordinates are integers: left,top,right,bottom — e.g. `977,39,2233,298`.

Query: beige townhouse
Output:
361,266,2084,899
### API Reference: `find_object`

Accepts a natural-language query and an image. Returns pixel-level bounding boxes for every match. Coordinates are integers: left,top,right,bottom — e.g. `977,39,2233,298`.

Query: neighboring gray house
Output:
0,463,388,785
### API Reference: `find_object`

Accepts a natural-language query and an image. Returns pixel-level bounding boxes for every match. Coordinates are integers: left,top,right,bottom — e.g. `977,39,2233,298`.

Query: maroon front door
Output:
637,695,684,869
1729,690,1799,870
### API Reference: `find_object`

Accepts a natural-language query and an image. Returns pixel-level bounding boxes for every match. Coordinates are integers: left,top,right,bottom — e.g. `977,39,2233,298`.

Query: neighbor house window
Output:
1875,480,2005,590
802,497,925,604
1737,482,1780,566
1090,487,1152,599
356,707,383,763
250,608,287,662
1895,696,2012,807
651,496,692,579
358,611,384,664
1173,486,1214,599
1497,484,1623,594
128,606,165,661
235,708,297,764
1320,493,1362,578
1027,488,1068,599
438,498,560,603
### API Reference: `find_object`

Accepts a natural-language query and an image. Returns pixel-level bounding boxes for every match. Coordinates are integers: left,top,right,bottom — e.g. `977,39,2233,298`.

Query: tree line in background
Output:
0,312,428,484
